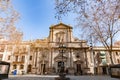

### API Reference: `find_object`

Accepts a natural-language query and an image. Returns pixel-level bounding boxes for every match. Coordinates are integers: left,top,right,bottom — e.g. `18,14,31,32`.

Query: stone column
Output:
25,45,30,74
70,49,72,67
48,48,54,74
32,48,37,74
34,52,36,67
37,49,40,74
68,48,74,74
51,49,53,67
84,49,88,68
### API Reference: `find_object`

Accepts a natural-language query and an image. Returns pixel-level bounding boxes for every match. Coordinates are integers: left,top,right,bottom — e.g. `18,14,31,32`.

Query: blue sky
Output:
12,0,78,41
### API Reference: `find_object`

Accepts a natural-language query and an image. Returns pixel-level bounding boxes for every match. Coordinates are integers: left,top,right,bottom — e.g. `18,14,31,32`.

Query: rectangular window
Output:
13,65,17,69
15,56,18,61
116,52,118,55
20,65,24,69
117,59,120,63
21,56,25,62
29,56,32,60
8,56,11,60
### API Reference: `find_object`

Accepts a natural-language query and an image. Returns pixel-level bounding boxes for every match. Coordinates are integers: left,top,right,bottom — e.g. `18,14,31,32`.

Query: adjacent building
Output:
0,23,120,75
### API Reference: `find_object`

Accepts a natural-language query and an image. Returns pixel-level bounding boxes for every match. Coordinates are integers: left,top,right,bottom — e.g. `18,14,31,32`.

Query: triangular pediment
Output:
50,23,72,29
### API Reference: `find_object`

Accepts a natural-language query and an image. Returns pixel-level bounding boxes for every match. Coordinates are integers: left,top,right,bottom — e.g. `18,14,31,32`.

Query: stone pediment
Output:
39,60,48,63
74,60,84,64
50,23,72,29
54,54,67,62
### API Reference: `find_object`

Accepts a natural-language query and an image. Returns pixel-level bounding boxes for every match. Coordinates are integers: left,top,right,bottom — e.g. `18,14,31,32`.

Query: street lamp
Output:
59,44,65,75
0,61,10,80
55,43,70,80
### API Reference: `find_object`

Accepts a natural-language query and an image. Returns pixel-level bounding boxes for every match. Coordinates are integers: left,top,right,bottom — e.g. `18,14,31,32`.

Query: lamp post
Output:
55,43,70,80
0,61,10,80
59,44,65,77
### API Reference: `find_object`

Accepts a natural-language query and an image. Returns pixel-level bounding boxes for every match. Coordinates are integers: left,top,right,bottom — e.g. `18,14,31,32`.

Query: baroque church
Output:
0,23,120,75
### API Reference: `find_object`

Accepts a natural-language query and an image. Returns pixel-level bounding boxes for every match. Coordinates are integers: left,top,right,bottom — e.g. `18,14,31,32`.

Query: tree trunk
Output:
109,49,114,65
109,36,114,65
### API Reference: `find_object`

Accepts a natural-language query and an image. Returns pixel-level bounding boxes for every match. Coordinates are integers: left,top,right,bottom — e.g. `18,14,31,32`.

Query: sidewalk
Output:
9,74,59,77
7,74,119,80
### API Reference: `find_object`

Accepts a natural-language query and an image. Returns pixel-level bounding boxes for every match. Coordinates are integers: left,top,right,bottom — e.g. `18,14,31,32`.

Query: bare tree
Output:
55,0,120,64
0,0,23,43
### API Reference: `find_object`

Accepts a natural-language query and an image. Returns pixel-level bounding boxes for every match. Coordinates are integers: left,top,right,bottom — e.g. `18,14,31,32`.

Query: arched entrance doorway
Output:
58,61,64,73
54,54,67,74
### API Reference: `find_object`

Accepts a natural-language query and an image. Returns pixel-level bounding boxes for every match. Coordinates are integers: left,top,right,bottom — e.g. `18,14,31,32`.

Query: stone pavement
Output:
3,75,120,80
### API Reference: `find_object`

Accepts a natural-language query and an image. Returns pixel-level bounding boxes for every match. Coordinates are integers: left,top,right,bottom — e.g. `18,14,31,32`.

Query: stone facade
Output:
0,23,120,75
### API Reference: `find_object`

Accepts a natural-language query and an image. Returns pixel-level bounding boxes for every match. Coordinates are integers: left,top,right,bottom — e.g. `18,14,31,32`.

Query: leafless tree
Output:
0,0,23,43
55,0,120,64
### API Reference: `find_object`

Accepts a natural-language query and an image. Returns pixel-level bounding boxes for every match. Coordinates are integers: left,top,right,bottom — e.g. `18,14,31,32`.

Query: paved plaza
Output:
3,75,120,80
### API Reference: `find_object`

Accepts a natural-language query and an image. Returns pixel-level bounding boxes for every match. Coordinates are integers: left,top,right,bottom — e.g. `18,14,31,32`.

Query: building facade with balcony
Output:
0,23,120,75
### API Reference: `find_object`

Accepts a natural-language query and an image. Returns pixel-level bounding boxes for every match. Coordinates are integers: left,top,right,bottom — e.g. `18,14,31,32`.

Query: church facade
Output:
0,23,120,75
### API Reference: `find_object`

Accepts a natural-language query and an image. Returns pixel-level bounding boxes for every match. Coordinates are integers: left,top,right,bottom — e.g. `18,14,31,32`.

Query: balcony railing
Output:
12,61,24,64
